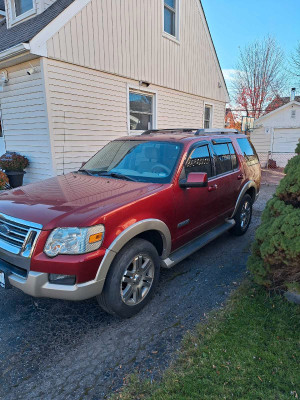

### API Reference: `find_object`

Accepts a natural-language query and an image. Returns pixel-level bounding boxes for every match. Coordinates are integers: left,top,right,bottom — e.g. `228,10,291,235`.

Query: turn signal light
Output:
89,232,103,244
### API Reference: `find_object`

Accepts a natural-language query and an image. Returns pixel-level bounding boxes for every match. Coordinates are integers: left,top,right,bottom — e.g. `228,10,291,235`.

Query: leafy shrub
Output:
276,153,300,207
0,171,9,189
0,152,29,171
248,142,300,290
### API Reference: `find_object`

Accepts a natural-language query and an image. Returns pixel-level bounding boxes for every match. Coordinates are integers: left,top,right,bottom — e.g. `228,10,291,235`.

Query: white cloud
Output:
222,69,238,82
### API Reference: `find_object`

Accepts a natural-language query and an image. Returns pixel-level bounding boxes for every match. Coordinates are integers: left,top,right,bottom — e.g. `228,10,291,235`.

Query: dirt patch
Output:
261,169,285,186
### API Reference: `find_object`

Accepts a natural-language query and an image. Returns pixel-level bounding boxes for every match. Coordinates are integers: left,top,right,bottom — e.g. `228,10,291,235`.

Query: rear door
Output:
207,139,243,218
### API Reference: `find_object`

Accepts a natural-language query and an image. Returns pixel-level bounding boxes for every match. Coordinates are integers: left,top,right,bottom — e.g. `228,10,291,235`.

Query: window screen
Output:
213,142,238,175
164,0,176,36
185,145,213,178
129,91,154,131
15,0,33,16
204,106,212,129
237,138,259,166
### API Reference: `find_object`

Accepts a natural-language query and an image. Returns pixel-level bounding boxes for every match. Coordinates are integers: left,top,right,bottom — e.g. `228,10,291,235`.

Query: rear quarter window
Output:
237,138,259,166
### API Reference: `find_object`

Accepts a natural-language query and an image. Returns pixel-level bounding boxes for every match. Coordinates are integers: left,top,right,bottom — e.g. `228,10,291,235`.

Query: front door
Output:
173,142,221,249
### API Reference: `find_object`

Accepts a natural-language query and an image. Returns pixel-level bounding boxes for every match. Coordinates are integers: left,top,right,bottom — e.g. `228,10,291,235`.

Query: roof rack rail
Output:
142,128,242,136
142,129,199,135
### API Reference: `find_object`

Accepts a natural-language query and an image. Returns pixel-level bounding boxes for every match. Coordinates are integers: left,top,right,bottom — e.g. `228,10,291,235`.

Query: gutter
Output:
0,43,30,62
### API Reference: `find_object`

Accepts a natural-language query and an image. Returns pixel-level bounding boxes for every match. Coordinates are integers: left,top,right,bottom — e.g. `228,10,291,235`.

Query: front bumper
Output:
8,271,105,301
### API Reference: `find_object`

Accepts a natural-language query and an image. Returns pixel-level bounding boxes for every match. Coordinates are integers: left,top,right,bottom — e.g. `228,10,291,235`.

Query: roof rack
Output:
142,128,242,136
142,128,199,135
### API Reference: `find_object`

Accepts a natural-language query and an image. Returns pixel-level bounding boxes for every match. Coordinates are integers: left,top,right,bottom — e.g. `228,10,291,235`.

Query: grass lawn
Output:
114,282,300,400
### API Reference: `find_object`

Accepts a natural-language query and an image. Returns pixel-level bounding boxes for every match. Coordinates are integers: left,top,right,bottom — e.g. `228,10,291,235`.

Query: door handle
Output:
237,174,244,180
208,184,218,192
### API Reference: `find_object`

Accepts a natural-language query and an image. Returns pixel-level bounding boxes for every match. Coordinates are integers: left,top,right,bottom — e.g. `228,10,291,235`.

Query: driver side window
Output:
185,145,213,178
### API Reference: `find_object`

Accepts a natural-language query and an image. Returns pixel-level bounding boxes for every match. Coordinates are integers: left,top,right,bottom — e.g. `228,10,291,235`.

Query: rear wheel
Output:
230,194,253,236
97,238,160,318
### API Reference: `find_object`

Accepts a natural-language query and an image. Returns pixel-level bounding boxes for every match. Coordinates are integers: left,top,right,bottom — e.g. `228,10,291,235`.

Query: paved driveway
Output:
0,185,276,400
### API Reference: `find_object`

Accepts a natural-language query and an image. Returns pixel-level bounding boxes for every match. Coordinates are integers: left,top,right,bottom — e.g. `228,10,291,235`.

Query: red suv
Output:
0,129,261,318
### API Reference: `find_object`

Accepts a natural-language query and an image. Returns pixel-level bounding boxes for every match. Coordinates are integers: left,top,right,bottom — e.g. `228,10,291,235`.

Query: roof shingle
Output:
0,0,75,53
266,95,300,114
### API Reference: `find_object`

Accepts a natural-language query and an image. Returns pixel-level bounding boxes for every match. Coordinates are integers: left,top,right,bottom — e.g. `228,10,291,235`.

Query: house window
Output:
129,90,155,131
14,0,33,17
164,0,177,37
204,105,212,128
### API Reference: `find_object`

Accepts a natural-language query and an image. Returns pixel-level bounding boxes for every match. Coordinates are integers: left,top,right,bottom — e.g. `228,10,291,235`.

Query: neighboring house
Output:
0,0,229,184
251,100,300,167
265,94,300,114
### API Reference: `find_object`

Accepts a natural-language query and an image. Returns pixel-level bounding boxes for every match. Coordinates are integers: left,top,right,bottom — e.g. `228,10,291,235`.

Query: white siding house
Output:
0,0,229,183
251,100,300,168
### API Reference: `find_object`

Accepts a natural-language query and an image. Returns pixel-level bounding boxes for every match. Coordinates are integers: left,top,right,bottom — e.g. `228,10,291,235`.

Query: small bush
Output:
276,153,300,207
0,171,9,189
0,152,29,171
248,142,300,290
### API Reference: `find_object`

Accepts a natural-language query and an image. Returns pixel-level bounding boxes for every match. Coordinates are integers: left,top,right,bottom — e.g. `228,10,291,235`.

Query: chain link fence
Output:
257,152,296,170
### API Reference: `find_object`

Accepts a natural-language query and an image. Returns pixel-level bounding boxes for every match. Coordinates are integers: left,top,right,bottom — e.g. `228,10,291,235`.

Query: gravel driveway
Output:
0,185,276,400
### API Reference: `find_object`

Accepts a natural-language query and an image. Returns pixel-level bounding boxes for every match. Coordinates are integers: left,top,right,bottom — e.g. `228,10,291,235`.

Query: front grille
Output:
0,213,42,257
0,218,29,248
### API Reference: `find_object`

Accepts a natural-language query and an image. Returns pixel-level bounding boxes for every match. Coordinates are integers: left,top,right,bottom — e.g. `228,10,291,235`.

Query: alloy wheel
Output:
240,201,251,230
120,254,155,306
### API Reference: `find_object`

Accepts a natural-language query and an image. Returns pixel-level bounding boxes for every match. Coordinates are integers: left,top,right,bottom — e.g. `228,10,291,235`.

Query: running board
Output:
161,220,236,269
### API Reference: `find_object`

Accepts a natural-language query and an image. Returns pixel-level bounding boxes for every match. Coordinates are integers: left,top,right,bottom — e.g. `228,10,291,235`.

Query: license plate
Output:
0,271,5,288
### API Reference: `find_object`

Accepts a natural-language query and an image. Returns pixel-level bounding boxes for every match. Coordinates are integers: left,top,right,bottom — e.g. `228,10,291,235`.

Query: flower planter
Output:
5,171,25,188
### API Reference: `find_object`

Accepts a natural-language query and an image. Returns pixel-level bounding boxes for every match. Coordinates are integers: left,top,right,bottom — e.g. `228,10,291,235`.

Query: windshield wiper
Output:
98,172,137,182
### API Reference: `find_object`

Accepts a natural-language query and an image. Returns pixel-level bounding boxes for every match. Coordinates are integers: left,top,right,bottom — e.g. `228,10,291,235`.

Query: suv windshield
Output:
80,140,182,183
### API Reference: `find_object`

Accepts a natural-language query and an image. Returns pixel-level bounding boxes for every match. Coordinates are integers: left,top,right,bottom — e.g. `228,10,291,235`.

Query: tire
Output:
230,194,253,236
96,238,160,318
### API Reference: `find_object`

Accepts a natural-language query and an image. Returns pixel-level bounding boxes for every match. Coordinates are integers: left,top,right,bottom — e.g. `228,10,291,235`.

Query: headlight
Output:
44,225,105,257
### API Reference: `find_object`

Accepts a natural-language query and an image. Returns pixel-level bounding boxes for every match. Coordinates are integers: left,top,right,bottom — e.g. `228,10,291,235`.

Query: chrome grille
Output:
0,213,42,257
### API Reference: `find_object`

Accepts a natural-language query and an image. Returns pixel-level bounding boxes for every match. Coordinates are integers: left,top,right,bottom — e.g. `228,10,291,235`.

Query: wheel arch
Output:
231,181,257,218
95,219,171,285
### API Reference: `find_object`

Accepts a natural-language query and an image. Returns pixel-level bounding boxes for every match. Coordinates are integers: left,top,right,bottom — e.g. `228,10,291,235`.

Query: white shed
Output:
251,100,300,168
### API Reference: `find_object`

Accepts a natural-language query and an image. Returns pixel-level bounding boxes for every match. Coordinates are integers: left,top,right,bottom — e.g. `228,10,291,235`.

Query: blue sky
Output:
201,0,300,89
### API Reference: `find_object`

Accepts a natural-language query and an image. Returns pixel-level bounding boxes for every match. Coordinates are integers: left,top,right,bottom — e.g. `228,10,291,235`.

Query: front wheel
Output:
230,194,253,236
97,238,160,318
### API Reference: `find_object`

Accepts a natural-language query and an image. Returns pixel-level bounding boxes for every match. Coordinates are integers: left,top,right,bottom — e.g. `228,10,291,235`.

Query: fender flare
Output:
95,219,172,284
231,181,258,218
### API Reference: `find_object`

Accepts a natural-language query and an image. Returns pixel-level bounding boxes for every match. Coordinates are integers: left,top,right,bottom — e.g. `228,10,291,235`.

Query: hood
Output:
0,173,165,230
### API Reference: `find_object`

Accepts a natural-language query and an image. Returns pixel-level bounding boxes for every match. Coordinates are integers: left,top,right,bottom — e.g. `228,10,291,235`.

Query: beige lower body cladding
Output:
43,58,226,176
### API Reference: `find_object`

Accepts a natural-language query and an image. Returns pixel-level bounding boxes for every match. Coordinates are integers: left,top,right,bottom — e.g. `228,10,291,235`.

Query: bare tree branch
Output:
233,37,286,119
290,41,300,77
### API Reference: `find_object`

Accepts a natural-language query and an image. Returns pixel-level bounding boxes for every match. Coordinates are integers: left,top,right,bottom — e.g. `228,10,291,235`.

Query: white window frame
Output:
162,0,180,43
204,103,213,129
127,85,157,136
0,107,3,138
9,0,36,25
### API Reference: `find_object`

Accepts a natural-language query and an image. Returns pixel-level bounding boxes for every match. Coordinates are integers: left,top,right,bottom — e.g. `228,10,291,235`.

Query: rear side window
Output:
185,145,213,178
237,138,259,166
212,142,238,175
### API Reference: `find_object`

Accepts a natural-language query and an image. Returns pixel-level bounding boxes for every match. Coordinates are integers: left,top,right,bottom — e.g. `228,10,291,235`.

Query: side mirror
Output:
179,172,208,188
